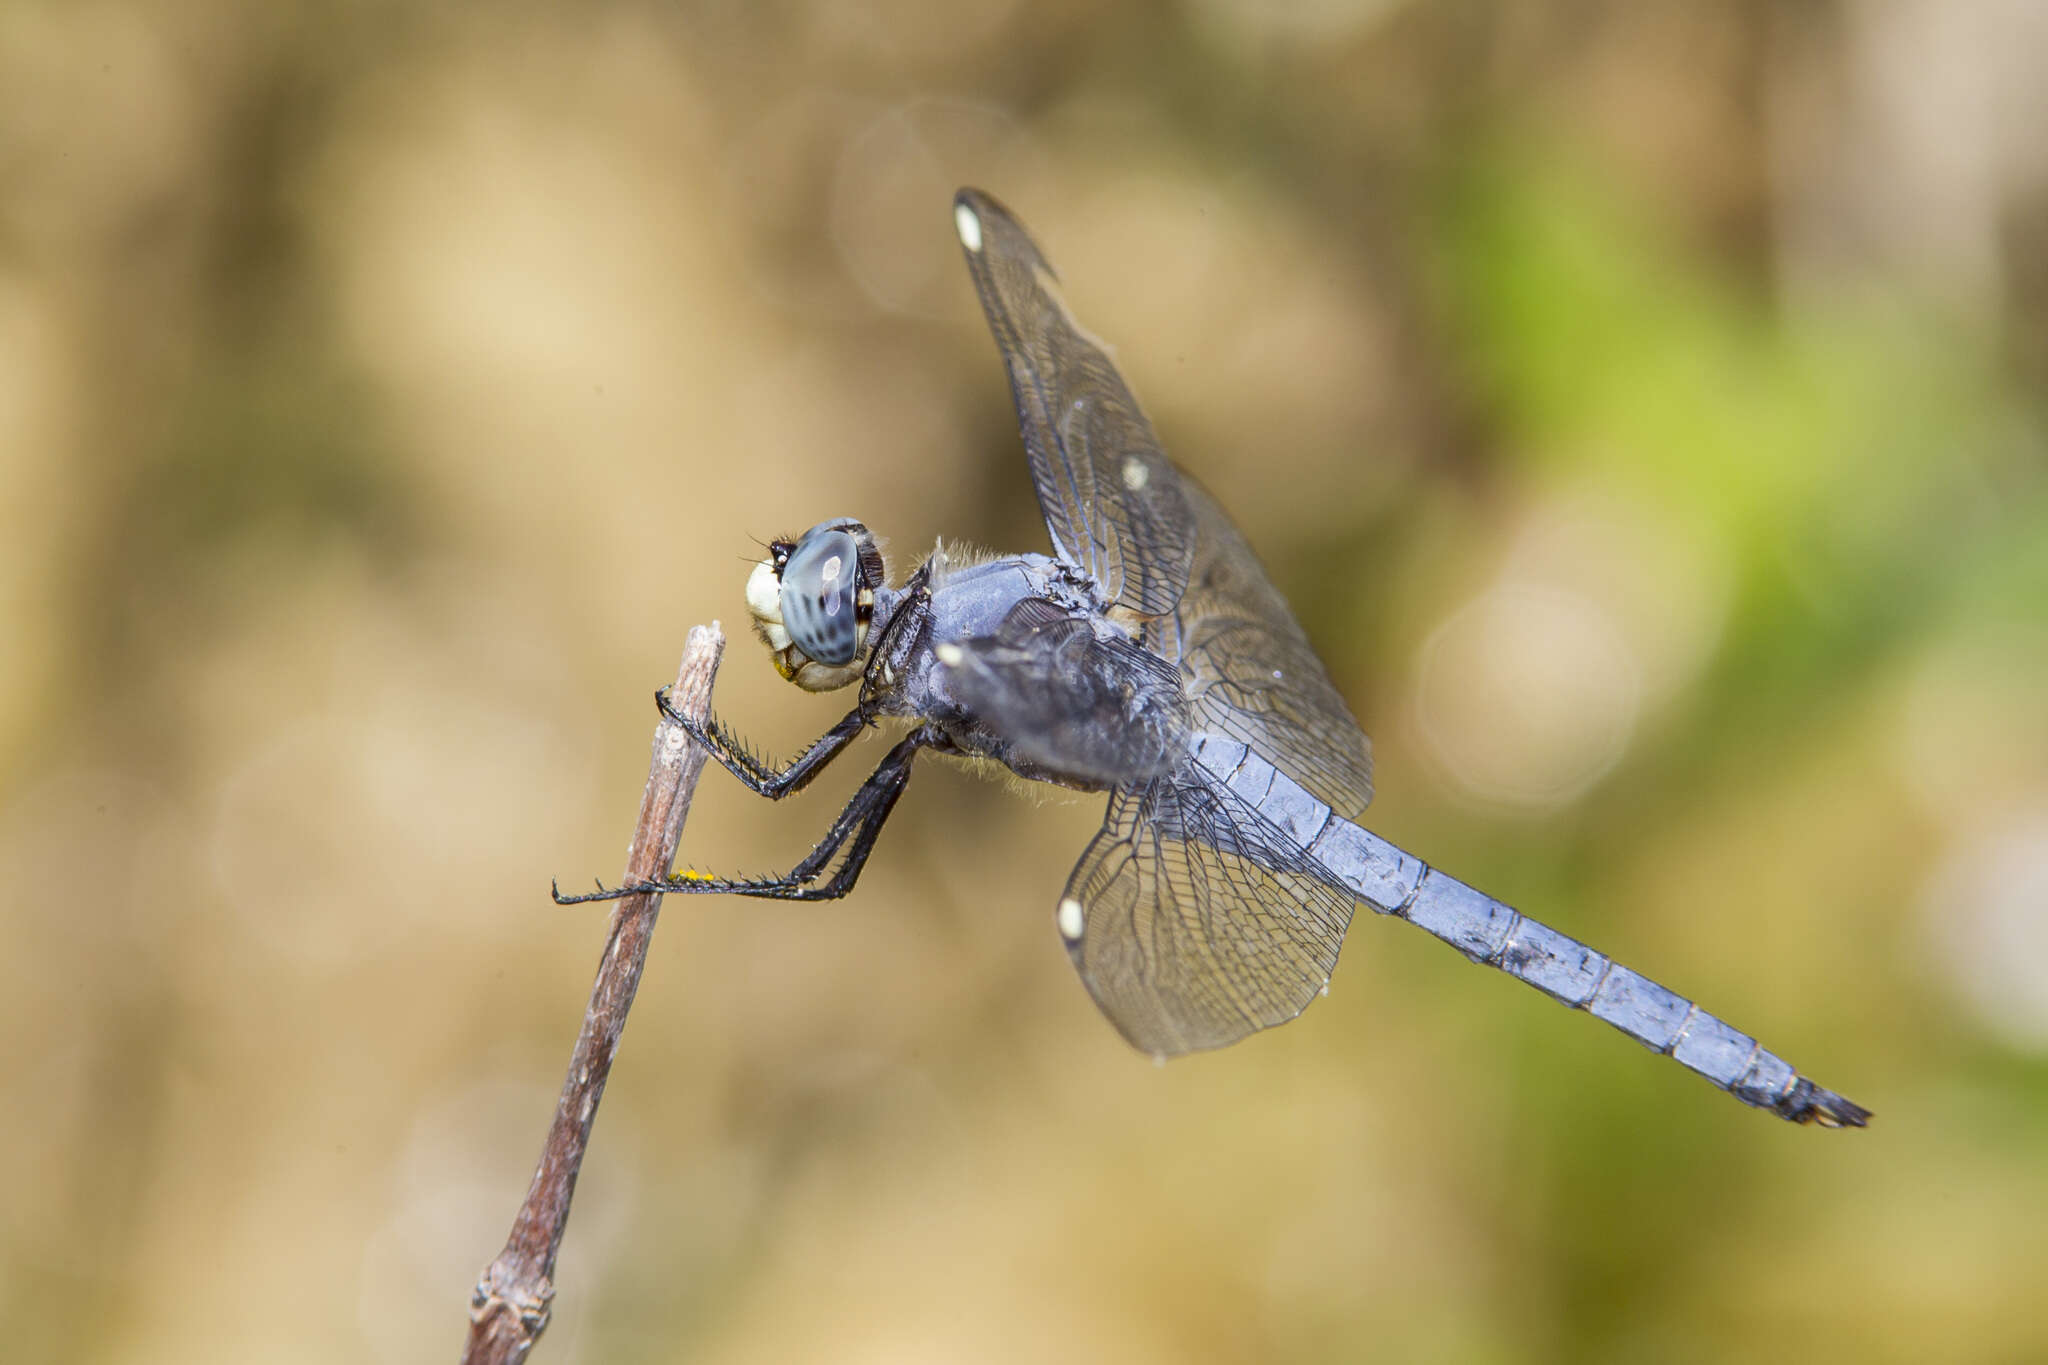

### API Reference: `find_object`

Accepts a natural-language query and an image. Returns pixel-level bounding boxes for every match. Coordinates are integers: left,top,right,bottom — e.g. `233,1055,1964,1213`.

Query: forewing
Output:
1062,779,1356,1056
941,598,1189,788
954,188,1194,618
1164,478,1374,821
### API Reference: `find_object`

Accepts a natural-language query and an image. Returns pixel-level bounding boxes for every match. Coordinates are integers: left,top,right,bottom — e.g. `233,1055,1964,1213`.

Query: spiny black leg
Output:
553,733,926,905
657,687,871,799
688,739,916,901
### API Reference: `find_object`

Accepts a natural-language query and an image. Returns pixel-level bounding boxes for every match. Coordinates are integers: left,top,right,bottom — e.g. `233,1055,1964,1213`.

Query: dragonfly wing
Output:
1060,779,1356,1056
954,188,1195,618
1167,477,1374,820
941,598,1189,788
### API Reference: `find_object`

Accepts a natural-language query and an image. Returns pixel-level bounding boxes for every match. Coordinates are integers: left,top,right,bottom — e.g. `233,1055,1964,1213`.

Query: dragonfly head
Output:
746,518,886,692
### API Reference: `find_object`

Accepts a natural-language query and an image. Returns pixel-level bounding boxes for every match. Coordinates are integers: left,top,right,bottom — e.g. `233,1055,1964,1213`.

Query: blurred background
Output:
5,1,2046,1361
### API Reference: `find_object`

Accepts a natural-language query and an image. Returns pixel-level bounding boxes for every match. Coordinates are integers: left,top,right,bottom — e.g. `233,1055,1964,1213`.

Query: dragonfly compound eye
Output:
780,522,875,667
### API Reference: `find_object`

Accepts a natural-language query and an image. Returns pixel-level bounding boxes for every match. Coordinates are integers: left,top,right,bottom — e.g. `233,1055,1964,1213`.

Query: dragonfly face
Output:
745,516,885,691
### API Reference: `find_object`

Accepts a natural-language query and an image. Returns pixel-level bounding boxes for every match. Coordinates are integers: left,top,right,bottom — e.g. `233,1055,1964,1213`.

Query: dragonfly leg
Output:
656,686,871,799
554,732,926,905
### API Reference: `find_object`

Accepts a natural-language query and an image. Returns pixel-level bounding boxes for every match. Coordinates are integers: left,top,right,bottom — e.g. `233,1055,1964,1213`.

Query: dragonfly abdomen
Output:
1304,813,1870,1126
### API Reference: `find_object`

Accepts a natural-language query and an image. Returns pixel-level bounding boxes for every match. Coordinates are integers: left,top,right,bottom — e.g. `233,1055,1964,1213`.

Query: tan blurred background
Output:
6,1,2048,1361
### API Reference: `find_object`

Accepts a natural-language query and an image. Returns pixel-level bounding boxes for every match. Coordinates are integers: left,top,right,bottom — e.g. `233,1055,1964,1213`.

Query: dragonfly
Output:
559,188,1869,1128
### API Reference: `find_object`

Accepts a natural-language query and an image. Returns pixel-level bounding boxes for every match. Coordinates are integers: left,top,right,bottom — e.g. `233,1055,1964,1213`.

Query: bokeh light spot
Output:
1411,582,1642,810
1922,807,2048,1052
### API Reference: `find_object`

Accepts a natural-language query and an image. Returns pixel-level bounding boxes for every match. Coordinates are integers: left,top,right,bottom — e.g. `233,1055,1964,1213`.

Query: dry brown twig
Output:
462,623,726,1364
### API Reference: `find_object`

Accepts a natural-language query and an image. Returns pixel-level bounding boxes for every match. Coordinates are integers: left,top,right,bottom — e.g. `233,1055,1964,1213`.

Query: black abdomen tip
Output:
1779,1078,1872,1128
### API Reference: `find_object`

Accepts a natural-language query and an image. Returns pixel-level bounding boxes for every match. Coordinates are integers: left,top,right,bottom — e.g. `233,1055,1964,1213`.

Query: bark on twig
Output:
462,624,725,1364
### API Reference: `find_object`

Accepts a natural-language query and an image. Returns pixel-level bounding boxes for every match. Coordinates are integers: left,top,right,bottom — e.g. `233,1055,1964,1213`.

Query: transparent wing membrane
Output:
1170,479,1374,820
954,189,1194,618
1062,781,1355,1057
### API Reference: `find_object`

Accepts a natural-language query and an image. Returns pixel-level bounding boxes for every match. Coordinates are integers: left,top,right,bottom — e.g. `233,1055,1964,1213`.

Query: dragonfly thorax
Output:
747,517,886,692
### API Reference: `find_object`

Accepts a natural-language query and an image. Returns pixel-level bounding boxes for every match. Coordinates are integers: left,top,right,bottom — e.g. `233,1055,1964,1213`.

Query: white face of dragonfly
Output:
747,518,883,692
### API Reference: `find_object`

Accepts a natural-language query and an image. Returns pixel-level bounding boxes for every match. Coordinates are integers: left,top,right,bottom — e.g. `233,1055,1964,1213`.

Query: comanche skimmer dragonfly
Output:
560,188,1869,1128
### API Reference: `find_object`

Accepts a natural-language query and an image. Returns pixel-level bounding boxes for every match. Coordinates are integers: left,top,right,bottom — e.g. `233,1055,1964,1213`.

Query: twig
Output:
462,624,726,1364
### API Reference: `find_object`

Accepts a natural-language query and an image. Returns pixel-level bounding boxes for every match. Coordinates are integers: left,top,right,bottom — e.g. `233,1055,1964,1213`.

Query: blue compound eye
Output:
780,526,864,665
